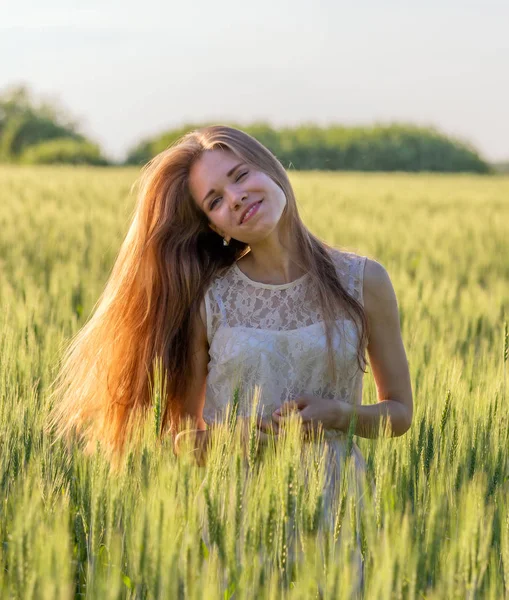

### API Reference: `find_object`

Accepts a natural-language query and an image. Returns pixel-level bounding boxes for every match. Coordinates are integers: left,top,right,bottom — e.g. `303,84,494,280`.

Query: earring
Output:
223,237,230,247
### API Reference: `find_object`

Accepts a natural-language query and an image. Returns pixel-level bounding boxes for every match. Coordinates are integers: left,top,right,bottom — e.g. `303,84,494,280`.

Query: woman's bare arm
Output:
352,258,413,438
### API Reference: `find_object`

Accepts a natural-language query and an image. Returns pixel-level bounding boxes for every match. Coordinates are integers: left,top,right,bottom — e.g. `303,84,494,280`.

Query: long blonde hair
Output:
46,126,368,460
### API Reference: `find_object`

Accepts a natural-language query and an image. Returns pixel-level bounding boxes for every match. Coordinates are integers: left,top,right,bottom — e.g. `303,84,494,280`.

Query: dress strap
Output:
347,254,367,306
331,249,367,307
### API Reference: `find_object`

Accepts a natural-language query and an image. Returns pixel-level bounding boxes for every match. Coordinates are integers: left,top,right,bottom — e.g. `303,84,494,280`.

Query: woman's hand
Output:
237,415,279,446
272,395,353,437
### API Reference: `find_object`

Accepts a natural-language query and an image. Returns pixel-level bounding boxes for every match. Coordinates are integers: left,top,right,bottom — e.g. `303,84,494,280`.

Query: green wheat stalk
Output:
150,356,168,439
227,385,240,432
503,321,508,401
440,390,452,438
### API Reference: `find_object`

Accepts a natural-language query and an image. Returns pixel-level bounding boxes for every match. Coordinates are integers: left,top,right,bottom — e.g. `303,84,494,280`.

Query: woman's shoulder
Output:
362,257,395,313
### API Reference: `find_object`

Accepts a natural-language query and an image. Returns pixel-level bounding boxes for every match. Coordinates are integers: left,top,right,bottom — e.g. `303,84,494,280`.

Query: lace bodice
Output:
203,248,368,438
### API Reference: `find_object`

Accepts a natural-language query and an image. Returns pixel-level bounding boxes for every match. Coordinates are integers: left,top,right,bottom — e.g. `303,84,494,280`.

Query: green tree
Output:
0,84,108,165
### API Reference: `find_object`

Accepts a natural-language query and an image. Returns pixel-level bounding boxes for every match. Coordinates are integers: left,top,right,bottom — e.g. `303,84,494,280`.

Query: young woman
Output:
48,125,413,467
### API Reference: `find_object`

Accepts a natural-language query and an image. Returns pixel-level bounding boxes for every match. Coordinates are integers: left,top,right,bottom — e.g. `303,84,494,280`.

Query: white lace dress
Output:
202,248,369,587
204,247,369,487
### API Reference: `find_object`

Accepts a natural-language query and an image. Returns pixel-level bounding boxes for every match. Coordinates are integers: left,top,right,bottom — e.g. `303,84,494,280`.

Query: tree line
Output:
126,122,491,173
0,85,494,173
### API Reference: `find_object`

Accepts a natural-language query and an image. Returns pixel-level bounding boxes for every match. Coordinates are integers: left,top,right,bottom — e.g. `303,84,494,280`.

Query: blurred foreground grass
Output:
1,166,509,599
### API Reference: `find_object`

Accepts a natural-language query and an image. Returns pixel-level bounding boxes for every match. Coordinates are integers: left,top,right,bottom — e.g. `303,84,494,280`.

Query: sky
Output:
1,0,508,162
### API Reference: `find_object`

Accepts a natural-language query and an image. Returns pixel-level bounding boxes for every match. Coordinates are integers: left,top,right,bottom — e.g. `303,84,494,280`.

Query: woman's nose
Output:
227,189,247,209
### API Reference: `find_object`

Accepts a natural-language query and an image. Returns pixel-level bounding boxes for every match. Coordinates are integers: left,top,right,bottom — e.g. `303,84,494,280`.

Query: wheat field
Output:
1,165,508,599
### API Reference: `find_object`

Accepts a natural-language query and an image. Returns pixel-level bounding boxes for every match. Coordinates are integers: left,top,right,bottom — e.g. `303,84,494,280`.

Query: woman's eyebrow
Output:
201,163,245,206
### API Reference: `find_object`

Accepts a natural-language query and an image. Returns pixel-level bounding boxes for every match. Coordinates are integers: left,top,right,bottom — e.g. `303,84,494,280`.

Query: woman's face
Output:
189,148,287,244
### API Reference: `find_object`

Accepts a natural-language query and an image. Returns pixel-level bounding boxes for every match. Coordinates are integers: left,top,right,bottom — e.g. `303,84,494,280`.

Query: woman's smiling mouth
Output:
240,199,263,224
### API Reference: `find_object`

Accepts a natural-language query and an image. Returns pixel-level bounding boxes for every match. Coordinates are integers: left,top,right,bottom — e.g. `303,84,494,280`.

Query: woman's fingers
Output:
258,415,279,434
257,430,278,445
271,409,318,441
237,417,279,444
274,401,300,416
272,412,281,425
236,418,278,449
274,399,308,418
237,415,278,432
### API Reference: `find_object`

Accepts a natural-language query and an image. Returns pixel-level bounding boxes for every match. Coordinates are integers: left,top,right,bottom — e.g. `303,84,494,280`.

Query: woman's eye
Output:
209,172,247,209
